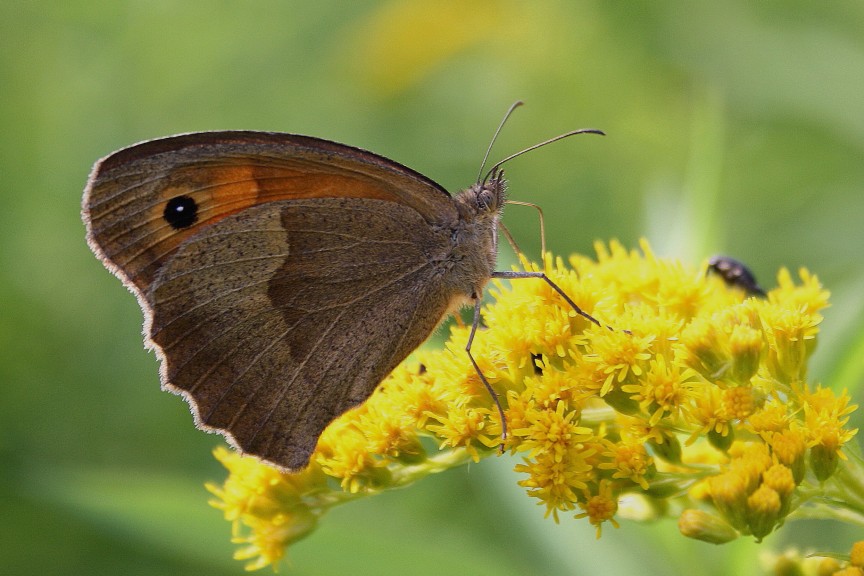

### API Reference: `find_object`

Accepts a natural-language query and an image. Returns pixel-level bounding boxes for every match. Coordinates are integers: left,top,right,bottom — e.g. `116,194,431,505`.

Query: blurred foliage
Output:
1,1,862,574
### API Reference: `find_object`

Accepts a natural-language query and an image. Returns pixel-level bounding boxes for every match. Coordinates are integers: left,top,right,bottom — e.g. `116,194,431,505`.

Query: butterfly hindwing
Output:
149,197,455,469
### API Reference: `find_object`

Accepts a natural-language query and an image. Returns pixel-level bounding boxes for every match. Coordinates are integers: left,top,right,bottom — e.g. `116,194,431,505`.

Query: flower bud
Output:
678,509,738,544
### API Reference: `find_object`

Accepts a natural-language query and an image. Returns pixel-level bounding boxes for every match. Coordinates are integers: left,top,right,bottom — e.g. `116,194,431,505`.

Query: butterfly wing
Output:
83,131,458,295
83,132,461,470
150,197,453,470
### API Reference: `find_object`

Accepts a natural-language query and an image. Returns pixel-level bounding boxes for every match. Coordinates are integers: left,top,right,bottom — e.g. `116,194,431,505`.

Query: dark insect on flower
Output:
708,256,767,297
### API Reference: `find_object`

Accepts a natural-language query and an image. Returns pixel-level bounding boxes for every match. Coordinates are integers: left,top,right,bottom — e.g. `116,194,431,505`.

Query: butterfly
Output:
83,113,603,471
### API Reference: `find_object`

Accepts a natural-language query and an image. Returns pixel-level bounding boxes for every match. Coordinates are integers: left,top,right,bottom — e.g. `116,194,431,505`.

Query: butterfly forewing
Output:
83,132,457,295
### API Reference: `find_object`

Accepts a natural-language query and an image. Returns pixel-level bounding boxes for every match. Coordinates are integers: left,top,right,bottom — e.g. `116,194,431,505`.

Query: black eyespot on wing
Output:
708,256,767,297
164,195,198,229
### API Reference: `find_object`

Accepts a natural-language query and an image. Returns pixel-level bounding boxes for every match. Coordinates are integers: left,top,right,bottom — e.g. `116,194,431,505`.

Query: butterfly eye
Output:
478,188,495,210
163,195,199,229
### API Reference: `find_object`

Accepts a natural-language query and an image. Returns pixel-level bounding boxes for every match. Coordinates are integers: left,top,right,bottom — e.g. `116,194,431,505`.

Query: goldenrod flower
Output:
514,444,595,521
852,541,864,567
801,385,859,482
574,479,621,537
620,354,700,427
598,438,655,490
207,240,861,570
205,447,326,569
762,540,864,575
766,426,808,483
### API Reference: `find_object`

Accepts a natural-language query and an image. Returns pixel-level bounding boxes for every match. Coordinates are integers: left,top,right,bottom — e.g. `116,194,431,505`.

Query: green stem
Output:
789,453,864,527
827,453,864,515
789,500,864,527
388,447,476,486
314,447,475,509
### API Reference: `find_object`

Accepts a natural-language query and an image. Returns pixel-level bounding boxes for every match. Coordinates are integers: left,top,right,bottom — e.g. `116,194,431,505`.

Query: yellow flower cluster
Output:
761,540,864,575
206,239,859,570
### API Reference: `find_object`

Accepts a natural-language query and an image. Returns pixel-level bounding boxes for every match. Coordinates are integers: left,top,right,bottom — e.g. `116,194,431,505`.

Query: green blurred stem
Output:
388,447,475,486
829,455,864,515
792,455,864,527
316,448,474,508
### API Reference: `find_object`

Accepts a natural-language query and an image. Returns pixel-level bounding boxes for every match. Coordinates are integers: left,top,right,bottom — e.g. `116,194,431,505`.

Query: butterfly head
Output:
437,170,507,302
457,168,507,221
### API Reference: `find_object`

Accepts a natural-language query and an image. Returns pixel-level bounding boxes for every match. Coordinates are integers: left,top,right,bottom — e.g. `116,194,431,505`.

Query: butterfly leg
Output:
466,297,508,453
492,270,615,330
466,271,625,457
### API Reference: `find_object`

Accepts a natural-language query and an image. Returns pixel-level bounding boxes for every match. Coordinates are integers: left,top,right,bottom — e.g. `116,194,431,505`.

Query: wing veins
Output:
157,259,430,349
179,311,286,397
200,315,302,425
156,249,412,295
109,202,420,281
154,245,419,309
241,300,352,448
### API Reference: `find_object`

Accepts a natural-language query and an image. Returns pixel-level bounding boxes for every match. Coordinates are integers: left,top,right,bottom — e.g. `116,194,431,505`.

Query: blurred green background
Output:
2,1,863,574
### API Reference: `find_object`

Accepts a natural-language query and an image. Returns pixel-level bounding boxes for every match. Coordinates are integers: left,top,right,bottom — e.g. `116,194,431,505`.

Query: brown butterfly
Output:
83,114,603,471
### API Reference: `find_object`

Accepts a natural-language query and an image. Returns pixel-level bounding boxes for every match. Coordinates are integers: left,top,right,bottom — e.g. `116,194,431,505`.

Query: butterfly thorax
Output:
439,176,507,301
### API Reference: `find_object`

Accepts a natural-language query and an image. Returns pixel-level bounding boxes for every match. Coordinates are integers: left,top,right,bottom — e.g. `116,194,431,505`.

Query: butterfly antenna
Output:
477,101,524,183
483,129,605,184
